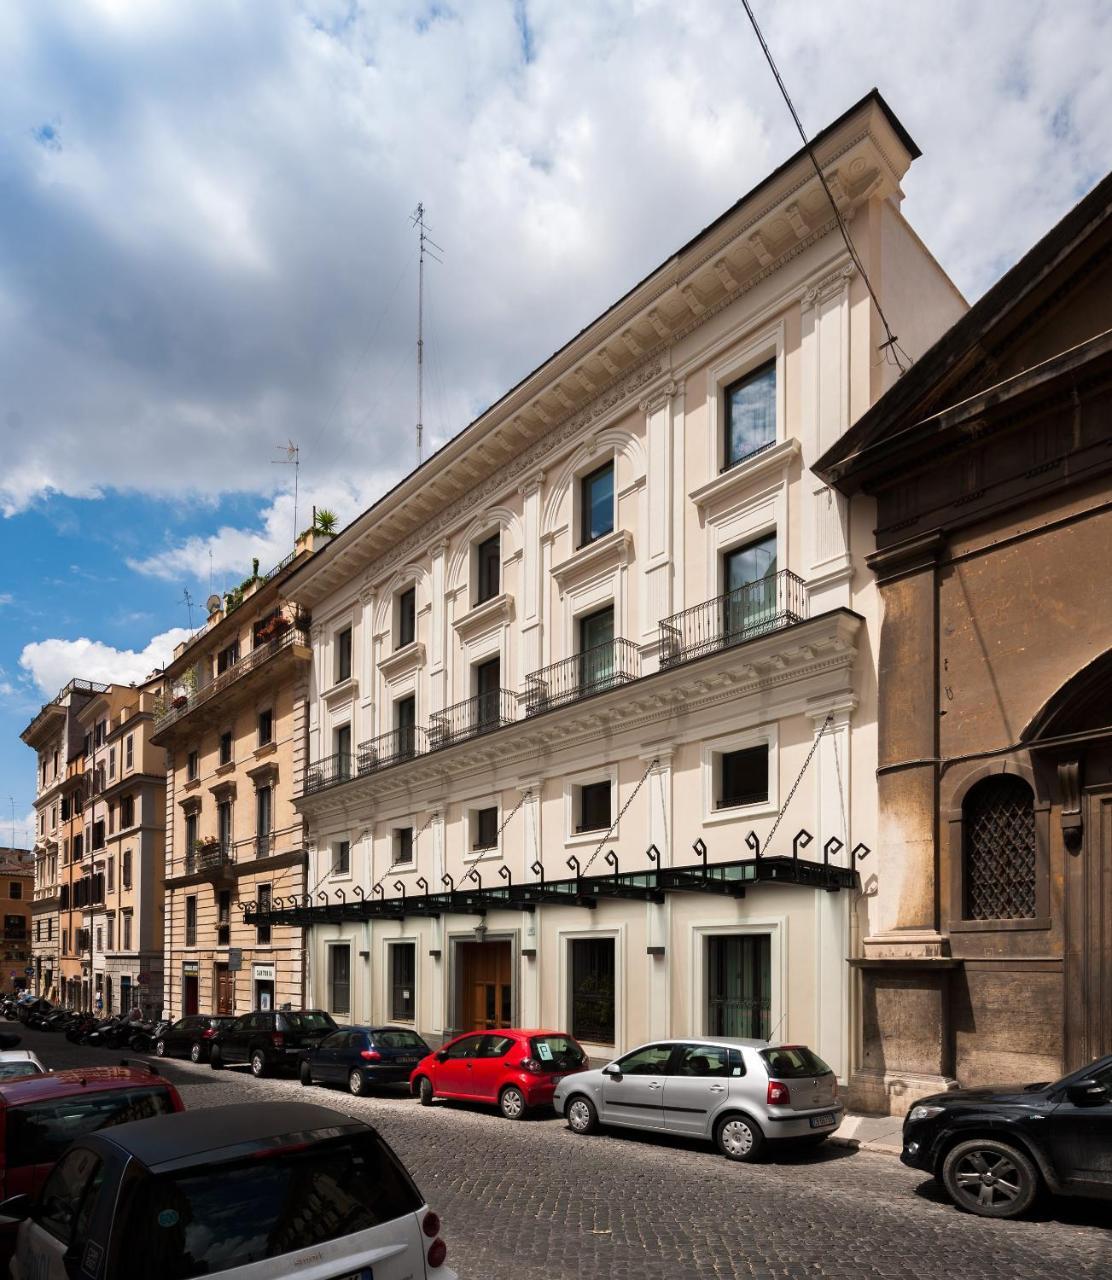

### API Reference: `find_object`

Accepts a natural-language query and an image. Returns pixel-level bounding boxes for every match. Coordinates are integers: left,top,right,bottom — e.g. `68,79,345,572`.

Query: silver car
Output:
552,1038,843,1161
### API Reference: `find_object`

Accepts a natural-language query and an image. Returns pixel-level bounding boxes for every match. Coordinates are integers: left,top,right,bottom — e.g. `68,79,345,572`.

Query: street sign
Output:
227,948,243,972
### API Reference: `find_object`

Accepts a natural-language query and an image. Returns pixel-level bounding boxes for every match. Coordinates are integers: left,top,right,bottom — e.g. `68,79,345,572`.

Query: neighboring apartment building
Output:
0,849,34,995
153,555,311,1018
21,678,110,1005
76,680,167,1016
817,171,1112,1110
258,91,965,1079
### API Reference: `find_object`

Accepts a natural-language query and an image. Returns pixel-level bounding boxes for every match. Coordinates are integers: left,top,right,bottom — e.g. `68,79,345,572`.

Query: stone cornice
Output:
452,593,515,643
689,438,801,511
377,641,426,683
550,529,633,594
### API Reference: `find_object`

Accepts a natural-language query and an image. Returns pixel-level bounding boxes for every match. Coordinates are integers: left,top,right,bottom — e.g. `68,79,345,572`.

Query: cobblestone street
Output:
12,1028,1111,1279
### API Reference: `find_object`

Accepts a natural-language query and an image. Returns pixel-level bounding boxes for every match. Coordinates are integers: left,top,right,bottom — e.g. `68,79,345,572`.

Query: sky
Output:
2,0,1110,845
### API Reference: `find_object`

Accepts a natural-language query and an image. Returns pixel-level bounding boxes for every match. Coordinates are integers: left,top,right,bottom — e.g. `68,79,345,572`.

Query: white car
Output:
6,1101,456,1280
553,1037,843,1160
0,1050,46,1081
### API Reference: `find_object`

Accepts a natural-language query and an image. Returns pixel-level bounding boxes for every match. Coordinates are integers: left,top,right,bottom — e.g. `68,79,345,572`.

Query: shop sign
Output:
182,961,200,975
228,948,243,972
253,964,276,982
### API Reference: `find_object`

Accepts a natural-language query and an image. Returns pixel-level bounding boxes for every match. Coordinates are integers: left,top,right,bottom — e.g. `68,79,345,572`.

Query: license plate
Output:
397,1057,417,1065
333,1271,372,1280
809,1113,836,1129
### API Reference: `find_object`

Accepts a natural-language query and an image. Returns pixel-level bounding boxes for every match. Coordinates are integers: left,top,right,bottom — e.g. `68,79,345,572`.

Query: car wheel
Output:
715,1114,765,1162
349,1069,366,1097
250,1050,269,1078
499,1086,526,1121
566,1095,599,1135
299,1061,313,1086
189,1042,203,1063
209,1046,223,1069
154,1039,166,1057
941,1138,1040,1219
417,1076,435,1106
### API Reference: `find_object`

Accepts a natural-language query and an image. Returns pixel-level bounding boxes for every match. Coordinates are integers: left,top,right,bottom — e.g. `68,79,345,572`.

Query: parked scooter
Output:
128,1019,169,1053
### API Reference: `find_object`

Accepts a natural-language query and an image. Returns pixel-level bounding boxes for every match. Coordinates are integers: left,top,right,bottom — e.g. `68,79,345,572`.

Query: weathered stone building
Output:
817,170,1112,1111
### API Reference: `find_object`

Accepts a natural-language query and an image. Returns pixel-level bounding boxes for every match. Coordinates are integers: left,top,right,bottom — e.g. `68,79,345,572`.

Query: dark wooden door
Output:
214,964,234,1015
1068,786,1112,1067
457,942,512,1030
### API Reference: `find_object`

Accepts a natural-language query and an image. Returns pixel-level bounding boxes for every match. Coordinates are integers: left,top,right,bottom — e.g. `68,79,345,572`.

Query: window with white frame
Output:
393,826,414,865
474,531,501,605
704,725,778,822
389,942,415,1021
396,587,416,648
335,626,353,684
574,780,611,835
332,839,350,876
328,944,351,1016
578,460,615,547
470,806,499,852
723,360,776,470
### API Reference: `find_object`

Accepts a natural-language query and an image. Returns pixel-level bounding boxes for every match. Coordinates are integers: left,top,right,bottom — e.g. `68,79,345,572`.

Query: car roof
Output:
0,1051,37,1062
92,1102,367,1170
354,1026,425,1034
0,1065,168,1105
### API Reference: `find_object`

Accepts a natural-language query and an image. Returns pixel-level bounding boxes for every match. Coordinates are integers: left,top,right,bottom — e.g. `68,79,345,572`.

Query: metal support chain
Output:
762,714,833,853
578,757,658,877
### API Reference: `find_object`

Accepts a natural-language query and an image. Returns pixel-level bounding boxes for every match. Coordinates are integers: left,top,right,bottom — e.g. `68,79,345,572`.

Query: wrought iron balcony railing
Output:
154,626,309,733
524,638,641,716
185,841,234,876
304,753,355,795
429,689,518,749
658,570,806,669
357,726,427,775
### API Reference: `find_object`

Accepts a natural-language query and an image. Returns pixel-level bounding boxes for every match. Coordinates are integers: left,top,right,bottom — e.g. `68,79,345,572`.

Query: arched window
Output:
963,775,1037,920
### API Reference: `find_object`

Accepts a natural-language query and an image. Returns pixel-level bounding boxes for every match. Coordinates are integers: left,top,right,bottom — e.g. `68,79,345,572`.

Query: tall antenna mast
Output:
409,203,443,466
271,441,301,547
182,588,195,632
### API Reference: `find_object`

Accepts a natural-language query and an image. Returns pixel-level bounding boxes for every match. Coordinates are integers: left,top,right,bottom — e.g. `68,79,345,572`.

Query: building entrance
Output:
455,940,513,1031
214,963,234,1014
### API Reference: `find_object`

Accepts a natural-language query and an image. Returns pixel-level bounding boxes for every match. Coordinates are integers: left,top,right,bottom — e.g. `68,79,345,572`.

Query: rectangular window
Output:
122,850,132,889
219,732,233,766
121,795,134,828
393,827,414,865
187,750,199,782
185,896,197,947
706,934,771,1039
329,946,351,1016
256,787,272,856
333,724,352,781
106,916,115,951
335,627,352,683
396,588,416,648
217,890,231,947
109,746,116,779
107,858,115,893
62,929,68,955
125,735,134,770
123,913,132,951
473,807,498,851
579,461,614,546
475,533,500,604
184,813,197,860
73,833,83,861
94,720,106,748
256,883,271,945
8,881,21,901
724,360,776,469
60,795,70,823
395,696,416,758
83,732,92,758
718,746,769,809
257,708,273,747
216,641,240,674
389,943,415,1021
51,805,57,830
570,938,615,1044
48,918,53,941
722,534,778,639
333,840,350,876
218,802,232,852
92,821,105,851
578,781,611,833
108,804,115,836
578,604,615,694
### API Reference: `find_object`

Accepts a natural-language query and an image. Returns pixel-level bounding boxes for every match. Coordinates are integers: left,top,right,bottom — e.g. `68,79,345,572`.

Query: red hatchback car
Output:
410,1029,587,1119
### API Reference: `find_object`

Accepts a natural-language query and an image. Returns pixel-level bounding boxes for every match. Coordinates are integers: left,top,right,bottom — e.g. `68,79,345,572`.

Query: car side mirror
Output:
602,1063,621,1079
1066,1079,1110,1107
436,1050,449,1063
0,1194,32,1222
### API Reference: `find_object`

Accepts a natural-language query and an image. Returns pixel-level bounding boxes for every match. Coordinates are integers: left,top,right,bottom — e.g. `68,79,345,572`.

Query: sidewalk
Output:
829,1111,904,1156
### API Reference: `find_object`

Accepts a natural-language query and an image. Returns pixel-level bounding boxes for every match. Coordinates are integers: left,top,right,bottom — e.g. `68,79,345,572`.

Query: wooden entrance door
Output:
457,941,513,1030
1070,786,1112,1065
214,964,234,1015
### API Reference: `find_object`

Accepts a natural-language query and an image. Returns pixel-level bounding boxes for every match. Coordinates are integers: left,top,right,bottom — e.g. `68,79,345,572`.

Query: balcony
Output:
185,841,234,877
524,638,641,716
304,752,355,795
153,626,309,737
357,726,427,775
658,570,807,669
429,689,517,749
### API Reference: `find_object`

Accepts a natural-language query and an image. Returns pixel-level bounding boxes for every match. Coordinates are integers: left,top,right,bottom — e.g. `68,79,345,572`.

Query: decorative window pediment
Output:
689,438,800,513
453,593,514,644
378,640,426,682
551,529,633,596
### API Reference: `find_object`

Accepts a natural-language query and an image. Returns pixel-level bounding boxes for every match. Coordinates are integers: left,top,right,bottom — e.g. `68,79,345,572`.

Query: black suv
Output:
210,1010,338,1077
902,1053,1112,1217
154,1015,236,1063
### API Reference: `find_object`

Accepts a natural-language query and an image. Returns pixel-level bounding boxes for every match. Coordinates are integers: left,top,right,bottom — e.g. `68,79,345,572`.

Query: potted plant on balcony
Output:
171,693,189,710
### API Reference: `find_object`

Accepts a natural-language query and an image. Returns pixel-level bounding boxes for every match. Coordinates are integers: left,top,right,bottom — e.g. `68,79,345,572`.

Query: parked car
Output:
0,1052,46,1081
3,1101,456,1280
411,1029,588,1120
901,1053,1112,1218
553,1038,842,1160
301,1025,431,1095
154,1014,236,1063
210,1009,338,1077
0,1063,183,1273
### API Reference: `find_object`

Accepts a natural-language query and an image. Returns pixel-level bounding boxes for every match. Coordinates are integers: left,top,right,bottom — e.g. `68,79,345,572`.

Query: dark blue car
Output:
300,1025,431,1096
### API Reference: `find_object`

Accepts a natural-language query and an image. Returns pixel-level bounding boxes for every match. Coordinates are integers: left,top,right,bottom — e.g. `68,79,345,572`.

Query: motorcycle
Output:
128,1019,168,1053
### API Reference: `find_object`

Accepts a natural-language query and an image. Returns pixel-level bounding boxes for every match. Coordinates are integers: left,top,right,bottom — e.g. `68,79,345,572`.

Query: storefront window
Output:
570,938,615,1044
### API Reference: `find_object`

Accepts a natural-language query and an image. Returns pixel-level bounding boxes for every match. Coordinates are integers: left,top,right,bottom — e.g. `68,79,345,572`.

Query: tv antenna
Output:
182,588,195,632
410,203,443,466
271,440,300,547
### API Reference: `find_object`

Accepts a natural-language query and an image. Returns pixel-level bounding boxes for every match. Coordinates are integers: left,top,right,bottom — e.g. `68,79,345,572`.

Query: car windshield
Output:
0,1062,41,1080
6,1087,176,1166
373,1030,426,1050
114,1132,423,1279
760,1046,832,1078
530,1035,586,1070
281,1012,336,1032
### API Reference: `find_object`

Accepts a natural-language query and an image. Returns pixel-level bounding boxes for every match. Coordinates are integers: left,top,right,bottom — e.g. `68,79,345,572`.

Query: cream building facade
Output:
257,92,967,1076
154,555,311,1019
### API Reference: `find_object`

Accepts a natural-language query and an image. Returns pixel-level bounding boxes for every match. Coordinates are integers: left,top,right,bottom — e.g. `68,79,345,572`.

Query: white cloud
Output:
0,0,1109,520
0,594,12,607
18,627,192,695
